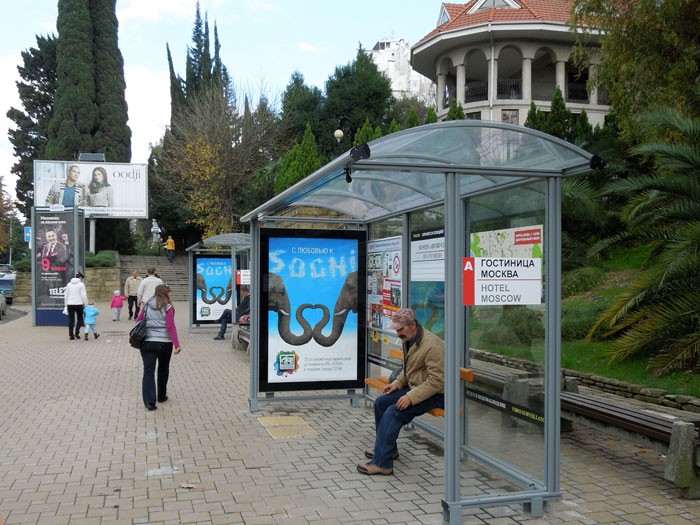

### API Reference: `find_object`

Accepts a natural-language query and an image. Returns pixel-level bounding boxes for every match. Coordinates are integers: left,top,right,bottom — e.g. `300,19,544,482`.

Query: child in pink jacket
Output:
111,290,128,321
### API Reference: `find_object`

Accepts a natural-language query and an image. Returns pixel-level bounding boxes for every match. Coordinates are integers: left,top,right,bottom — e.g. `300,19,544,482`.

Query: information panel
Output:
259,229,366,392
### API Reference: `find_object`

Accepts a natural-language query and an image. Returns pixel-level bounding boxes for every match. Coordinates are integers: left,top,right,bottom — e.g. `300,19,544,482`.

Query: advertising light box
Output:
34,160,148,219
259,229,367,392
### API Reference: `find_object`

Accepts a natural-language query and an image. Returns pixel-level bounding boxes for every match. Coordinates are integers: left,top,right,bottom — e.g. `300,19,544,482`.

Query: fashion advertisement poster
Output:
34,210,75,308
259,229,366,392
193,255,233,323
33,160,148,219
366,236,402,331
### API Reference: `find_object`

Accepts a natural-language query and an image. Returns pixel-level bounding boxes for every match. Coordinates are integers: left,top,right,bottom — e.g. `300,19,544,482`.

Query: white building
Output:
411,0,609,126
368,39,436,105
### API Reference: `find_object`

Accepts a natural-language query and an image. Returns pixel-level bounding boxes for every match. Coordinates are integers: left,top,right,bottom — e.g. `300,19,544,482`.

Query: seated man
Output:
214,286,250,340
357,308,445,476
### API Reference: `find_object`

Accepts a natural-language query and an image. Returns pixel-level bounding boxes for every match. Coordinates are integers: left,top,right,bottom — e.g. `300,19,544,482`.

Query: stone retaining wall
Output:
471,348,700,414
12,268,121,304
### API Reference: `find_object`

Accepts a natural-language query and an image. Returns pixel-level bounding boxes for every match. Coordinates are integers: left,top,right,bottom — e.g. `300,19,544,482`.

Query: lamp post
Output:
334,129,344,145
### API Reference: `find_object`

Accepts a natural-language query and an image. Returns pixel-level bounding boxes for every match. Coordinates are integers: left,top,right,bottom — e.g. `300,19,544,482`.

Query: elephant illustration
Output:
267,273,314,345
196,274,233,305
311,271,359,347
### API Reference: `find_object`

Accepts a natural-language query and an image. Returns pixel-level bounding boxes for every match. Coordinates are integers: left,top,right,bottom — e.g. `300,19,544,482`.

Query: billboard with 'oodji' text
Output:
33,160,148,219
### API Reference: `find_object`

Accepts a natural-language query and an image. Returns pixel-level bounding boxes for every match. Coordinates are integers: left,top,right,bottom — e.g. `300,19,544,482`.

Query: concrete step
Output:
119,255,188,301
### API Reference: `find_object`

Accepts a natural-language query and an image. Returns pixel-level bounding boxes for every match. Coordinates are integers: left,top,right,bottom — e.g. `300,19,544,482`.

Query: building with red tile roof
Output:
411,0,608,125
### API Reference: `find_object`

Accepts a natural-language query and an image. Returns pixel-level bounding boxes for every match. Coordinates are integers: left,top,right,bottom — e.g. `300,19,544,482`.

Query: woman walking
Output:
135,284,181,410
64,273,88,340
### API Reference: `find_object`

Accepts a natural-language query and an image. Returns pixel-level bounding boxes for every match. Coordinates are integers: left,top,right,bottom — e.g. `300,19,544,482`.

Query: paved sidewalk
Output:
1,302,700,524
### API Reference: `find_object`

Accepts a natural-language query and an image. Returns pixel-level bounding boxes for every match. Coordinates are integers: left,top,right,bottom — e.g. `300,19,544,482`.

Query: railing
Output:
497,79,522,100
532,81,556,102
465,81,488,103
567,82,588,103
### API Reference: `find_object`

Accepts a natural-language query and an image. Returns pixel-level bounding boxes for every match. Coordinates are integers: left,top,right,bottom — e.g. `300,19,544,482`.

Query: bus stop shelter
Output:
185,233,250,331
241,121,599,523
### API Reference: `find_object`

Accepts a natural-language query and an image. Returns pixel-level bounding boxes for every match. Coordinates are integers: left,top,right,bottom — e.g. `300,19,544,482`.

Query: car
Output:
0,272,15,305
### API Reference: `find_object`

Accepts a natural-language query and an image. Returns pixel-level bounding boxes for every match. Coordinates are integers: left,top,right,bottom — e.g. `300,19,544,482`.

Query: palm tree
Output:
587,107,700,375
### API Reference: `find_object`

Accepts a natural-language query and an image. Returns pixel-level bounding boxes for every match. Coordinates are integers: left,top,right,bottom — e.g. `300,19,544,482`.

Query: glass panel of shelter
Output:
463,181,548,496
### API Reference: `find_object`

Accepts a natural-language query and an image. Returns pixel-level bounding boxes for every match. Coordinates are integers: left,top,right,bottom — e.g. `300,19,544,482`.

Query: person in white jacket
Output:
64,274,88,340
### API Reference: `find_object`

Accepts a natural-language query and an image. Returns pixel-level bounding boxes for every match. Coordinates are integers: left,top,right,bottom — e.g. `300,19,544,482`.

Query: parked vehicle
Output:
0,270,15,305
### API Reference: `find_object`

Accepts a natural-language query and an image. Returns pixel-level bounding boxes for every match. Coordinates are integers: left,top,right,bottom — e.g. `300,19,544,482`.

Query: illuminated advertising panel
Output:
259,229,366,392
33,160,148,219
192,255,233,323
34,210,76,308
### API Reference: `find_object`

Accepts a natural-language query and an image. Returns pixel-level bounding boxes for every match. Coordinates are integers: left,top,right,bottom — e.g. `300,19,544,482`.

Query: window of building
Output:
502,109,519,125
466,112,482,120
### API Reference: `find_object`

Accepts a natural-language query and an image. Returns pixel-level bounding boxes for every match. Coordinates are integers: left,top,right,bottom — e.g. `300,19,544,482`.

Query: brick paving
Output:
2,302,700,524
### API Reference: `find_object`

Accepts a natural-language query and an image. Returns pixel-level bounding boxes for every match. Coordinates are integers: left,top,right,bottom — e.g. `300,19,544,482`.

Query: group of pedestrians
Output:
63,266,183,412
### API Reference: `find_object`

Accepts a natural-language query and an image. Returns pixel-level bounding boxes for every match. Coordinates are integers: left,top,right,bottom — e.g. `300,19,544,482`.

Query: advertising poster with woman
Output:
193,256,233,323
33,160,148,218
260,230,366,390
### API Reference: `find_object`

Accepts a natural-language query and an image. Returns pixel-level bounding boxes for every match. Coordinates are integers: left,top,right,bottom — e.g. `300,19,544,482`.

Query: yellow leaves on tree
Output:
180,138,228,238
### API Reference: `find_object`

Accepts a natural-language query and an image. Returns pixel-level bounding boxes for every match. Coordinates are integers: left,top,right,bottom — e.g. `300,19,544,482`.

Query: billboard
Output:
193,255,233,324
33,160,148,218
259,229,366,392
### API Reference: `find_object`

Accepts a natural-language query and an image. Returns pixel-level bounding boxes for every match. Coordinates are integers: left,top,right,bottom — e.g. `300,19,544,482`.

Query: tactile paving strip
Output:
257,415,319,439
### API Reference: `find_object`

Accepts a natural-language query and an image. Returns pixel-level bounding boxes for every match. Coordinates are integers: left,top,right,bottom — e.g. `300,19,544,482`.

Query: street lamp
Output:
334,129,344,143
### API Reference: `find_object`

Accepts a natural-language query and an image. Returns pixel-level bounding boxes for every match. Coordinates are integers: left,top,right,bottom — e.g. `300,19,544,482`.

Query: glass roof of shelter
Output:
241,121,596,224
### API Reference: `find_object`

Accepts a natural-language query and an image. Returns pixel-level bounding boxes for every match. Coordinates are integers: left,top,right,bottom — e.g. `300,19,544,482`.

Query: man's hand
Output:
396,395,413,410
383,383,399,395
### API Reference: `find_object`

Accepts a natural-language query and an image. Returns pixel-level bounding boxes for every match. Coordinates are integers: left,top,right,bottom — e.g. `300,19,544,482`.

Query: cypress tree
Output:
425,107,438,124
405,106,420,128
90,0,131,162
46,0,98,159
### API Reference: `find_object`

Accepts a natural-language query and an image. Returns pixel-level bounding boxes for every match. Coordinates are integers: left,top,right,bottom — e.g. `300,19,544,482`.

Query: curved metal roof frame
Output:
185,232,250,252
241,121,596,224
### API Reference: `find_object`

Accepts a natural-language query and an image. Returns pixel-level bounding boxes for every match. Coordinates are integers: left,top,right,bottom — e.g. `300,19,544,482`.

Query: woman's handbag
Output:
129,307,148,349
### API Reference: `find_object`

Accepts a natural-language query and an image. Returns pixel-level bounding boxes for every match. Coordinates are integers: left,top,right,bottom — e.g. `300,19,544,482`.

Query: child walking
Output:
111,289,128,321
84,300,100,340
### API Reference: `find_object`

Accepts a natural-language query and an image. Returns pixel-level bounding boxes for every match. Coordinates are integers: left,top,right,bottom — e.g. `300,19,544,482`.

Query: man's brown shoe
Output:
357,461,393,475
364,449,399,460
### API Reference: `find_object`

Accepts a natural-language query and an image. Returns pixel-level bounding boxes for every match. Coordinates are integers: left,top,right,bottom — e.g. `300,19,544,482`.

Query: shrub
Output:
561,300,608,341
562,267,605,297
86,250,117,268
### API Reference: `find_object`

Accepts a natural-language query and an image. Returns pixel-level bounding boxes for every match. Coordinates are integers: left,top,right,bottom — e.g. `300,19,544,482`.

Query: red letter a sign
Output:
463,257,475,305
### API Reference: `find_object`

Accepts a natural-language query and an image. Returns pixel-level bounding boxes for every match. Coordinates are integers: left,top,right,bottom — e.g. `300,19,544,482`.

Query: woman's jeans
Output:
372,387,445,468
67,304,84,338
140,341,174,404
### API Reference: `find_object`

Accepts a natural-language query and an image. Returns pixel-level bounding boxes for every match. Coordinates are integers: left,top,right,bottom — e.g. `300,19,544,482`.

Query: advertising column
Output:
33,208,77,325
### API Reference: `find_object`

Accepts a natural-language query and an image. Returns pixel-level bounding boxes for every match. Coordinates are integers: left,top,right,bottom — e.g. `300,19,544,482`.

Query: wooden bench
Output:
364,348,473,418
235,323,250,351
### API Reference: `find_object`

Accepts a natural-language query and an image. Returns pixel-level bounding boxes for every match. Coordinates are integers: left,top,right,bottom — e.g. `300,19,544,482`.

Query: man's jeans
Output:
217,309,232,337
372,387,445,468
140,341,174,404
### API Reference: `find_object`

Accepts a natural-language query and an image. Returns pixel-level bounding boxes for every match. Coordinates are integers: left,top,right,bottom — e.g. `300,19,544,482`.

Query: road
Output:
0,304,28,324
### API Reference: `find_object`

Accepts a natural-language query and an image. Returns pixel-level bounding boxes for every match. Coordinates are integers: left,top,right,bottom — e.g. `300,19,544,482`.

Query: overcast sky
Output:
0,0,442,202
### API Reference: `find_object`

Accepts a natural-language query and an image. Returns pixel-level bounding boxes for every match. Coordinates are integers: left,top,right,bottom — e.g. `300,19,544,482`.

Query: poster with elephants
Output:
193,255,233,323
259,229,366,392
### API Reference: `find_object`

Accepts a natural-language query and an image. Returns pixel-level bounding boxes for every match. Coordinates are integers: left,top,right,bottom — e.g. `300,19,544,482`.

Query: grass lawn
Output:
473,244,700,398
